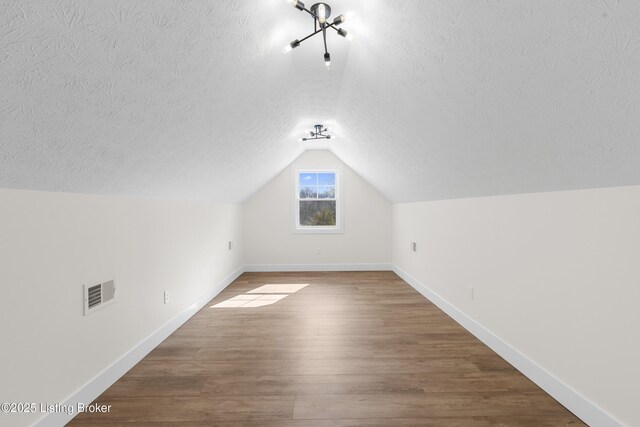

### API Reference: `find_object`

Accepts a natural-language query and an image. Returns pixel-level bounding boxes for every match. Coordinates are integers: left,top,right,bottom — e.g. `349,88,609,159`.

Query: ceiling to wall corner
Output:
1,1,640,203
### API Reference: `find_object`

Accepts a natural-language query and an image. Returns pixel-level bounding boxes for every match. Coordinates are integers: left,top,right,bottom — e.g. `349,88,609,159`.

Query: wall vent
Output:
84,280,116,315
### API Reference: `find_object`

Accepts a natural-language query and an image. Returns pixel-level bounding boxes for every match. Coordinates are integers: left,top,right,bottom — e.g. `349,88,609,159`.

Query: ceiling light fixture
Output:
283,1,352,68
299,124,333,141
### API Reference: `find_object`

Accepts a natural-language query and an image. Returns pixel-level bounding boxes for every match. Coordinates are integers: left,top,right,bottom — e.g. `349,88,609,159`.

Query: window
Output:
295,169,341,232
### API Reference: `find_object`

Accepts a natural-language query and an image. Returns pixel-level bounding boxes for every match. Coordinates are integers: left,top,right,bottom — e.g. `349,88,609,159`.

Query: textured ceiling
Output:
2,0,640,203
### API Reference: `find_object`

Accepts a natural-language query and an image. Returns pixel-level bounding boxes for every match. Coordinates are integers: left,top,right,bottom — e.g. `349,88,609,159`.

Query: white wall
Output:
244,150,391,268
392,185,640,427
0,188,243,427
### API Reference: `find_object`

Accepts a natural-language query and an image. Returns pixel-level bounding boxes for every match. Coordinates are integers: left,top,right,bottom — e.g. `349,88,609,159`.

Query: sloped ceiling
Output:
1,0,640,203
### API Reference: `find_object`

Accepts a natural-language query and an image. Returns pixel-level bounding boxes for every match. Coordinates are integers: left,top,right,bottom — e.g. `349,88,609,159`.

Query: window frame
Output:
294,168,343,234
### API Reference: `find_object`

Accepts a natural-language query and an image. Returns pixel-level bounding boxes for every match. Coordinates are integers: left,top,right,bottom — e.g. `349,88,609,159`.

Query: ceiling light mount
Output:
300,124,333,142
283,1,352,67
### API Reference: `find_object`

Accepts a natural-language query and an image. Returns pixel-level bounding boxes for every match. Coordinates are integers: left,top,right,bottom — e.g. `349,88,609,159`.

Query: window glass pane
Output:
317,185,335,199
299,200,336,226
317,172,335,186
299,185,317,199
299,173,317,188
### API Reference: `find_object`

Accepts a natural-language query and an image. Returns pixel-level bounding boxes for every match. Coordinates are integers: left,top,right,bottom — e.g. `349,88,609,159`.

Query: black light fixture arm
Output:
326,22,343,34
298,27,324,44
290,1,322,21
303,7,318,19
322,27,329,54
293,21,343,47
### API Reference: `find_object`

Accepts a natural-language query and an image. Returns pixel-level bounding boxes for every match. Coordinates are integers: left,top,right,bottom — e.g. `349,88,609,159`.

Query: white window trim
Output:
293,168,343,234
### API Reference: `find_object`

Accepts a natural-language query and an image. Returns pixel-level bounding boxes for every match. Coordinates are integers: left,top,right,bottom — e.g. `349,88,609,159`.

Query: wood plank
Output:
292,392,575,419
73,395,294,423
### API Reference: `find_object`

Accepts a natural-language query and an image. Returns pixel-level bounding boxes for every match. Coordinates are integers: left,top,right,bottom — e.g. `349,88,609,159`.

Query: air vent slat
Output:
88,284,102,309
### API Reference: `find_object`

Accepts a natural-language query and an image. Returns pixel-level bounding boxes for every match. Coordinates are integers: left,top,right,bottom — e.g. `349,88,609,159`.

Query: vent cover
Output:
84,280,116,315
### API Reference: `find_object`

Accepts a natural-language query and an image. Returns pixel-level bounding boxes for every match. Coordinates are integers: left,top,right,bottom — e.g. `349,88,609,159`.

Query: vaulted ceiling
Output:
2,0,640,203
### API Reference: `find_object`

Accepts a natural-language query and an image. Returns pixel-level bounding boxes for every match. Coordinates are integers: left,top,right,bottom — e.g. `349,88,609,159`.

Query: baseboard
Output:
392,264,624,427
245,263,393,272
34,265,245,427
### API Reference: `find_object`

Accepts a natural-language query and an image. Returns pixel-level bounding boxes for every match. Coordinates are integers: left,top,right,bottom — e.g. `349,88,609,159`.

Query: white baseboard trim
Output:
35,265,245,427
392,264,624,427
245,263,393,272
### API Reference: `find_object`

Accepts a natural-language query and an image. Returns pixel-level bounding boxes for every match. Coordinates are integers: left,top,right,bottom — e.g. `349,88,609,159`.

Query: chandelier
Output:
283,1,352,68
300,124,333,141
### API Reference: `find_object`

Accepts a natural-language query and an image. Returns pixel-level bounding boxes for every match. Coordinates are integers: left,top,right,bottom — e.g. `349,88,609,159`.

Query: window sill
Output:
294,227,344,234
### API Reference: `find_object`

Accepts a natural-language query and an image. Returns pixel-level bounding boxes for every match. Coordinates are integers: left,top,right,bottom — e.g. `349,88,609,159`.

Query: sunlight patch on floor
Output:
211,283,309,308
247,283,309,294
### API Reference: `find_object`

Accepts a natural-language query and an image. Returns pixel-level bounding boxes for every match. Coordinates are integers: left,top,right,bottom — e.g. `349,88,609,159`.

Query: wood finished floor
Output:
70,271,584,426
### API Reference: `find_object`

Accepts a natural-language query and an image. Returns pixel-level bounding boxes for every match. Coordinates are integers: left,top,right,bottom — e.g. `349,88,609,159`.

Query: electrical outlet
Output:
468,286,474,300
411,242,417,252
164,291,170,304
228,241,232,250
316,248,321,255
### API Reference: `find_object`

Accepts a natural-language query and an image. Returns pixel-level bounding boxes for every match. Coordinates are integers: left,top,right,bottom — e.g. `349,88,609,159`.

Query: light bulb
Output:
324,52,331,68
287,0,305,11
317,4,326,24
333,14,345,25
284,40,300,53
